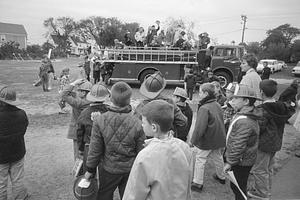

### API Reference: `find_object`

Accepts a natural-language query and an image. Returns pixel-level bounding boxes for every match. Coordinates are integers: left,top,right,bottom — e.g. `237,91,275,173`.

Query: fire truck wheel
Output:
139,69,157,84
214,71,232,88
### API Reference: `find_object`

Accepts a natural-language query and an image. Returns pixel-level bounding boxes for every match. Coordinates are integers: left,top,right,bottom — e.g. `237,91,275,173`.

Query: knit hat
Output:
78,81,93,92
259,79,278,98
141,99,174,132
111,81,132,107
173,87,188,99
0,86,21,106
232,84,261,100
86,84,110,102
140,71,166,99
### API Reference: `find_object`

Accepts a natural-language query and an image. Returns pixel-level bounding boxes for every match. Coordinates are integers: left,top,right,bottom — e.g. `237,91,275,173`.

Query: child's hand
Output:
84,172,93,180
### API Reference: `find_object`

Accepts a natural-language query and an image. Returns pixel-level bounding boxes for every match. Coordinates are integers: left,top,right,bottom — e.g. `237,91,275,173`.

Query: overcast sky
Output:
1,0,300,45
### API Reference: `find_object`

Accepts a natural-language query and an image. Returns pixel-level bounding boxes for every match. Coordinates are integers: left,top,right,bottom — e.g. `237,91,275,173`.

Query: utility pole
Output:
241,15,247,43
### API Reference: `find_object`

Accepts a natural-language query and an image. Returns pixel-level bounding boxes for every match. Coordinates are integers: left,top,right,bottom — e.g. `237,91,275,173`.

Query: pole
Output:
241,15,247,43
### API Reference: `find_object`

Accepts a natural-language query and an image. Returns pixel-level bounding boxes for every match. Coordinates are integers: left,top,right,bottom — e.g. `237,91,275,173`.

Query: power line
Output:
213,29,242,36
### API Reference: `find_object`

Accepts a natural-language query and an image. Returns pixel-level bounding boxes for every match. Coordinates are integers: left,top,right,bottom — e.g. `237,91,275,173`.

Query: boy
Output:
76,84,110,173
123,100,193,200
134,71,187,138
84,82,145,200
248,80,293,200
223,84,261,200
191,83,226,192
172,87,193,141
184,69,196,100
61,79,92,160
261,61,271,80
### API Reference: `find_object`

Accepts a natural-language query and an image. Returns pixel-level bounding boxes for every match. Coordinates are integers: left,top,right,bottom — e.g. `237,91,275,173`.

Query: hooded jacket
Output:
257,101,293,153
226,106,260,166
278,84,298,104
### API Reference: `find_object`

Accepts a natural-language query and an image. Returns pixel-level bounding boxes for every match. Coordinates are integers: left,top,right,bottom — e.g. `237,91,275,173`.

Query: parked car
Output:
278,60,287,69
292,61,300,76
257,59,279,73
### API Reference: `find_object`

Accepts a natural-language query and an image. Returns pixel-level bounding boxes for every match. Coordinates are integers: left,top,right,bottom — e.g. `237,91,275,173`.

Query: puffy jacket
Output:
225,106,260,166
77,103,109,151
61,85,91,139
191,98,226,150
257,101,293,153
0,105,28,164
86,105,145,174
134,94,187,138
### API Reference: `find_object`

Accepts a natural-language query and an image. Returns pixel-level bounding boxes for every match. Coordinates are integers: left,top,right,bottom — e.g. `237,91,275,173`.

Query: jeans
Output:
231,165,252,200
193,147,225,184
0,158,28,200
97,168,129,200
249,150,275,199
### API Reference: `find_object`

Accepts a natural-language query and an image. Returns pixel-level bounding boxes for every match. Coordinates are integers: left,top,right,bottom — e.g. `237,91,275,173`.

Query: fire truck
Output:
102,45,245,87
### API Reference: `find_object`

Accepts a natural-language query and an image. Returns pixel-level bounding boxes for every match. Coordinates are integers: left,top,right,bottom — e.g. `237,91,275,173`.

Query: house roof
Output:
50,35,60,45
70,36,87,45
0,22,27,35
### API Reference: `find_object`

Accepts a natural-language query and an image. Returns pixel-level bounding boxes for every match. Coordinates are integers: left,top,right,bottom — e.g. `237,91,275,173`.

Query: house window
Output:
0,35,5,42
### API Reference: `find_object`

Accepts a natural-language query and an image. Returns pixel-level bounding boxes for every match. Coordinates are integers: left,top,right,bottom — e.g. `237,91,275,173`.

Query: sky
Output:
0,0,300,45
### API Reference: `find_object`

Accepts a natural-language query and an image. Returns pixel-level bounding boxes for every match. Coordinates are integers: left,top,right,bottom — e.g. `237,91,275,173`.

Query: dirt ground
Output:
1,58,300,200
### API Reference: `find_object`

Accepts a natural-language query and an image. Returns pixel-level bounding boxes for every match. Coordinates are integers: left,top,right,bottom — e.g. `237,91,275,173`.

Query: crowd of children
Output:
51,53,298,200
2,52,300,200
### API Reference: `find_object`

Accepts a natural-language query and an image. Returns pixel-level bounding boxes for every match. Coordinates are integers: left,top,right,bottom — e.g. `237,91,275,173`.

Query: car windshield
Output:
297,61,300,66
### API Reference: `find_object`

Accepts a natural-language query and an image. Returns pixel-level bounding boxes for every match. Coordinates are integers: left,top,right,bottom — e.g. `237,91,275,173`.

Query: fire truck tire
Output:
214,71,232,88
139,69,157,84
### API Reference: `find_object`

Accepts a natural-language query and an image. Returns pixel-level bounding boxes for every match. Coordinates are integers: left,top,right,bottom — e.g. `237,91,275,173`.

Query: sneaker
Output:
191,182,203,192
213,174,226,184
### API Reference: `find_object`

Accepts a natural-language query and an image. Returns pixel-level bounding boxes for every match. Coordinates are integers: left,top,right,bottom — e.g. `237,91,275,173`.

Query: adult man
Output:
62,79,92,160
0,86,29,199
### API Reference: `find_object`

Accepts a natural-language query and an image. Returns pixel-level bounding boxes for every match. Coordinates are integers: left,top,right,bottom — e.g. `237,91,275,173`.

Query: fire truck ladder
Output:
105,47,198,65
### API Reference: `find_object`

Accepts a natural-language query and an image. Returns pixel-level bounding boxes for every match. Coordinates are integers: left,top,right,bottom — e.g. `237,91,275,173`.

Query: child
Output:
58,68,70,114
211,81,226,106
248,80,293,200
223,84,261,200
84,82,145,200
191,83,226,192
134,71,187,138
172,87,193,141
123,100,193,200
223,82,238,131
76,84,110,173
184,69,196,100
261,61,271,80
